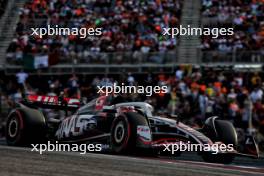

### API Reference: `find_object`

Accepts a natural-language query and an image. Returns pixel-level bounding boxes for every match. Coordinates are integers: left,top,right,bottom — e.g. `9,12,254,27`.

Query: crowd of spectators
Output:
1,67,264,147
4,0,264,64
1,67,264,131
0,0,7,17
200,0,264,53
6,0,182,64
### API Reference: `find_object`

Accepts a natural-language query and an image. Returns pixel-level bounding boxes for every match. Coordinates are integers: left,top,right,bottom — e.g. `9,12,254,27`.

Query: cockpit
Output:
77,95,154,118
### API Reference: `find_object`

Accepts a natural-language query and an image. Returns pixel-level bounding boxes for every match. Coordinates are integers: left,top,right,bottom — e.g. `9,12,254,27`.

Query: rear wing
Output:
22,95,81,111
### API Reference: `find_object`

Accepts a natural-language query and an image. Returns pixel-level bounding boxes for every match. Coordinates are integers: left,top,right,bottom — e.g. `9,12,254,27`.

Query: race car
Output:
5,94,259,163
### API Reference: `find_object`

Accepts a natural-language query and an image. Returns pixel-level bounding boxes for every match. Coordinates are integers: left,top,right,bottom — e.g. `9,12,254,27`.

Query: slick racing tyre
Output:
202,120,237,164
110,112,149,154
5,108,46,146
5,111,25,146
110,115,130,153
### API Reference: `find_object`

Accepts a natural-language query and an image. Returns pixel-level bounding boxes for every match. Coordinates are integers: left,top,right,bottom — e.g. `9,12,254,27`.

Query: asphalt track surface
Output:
0,139,263,176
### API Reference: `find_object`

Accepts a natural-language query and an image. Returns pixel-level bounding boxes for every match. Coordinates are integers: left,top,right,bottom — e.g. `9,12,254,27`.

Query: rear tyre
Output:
5,109,46,146
6,111,25,146
202,120,237,164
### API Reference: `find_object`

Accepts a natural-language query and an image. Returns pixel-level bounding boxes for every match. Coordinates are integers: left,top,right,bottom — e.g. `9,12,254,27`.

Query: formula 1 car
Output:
5,94,259,163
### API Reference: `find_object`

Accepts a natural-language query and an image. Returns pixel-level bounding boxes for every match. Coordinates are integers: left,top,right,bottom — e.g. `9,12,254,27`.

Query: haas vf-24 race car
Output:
5,95,259,163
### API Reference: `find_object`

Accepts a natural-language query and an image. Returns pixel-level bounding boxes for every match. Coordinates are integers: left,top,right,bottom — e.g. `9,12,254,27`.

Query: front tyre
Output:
110,115,130,153
110,112,149,154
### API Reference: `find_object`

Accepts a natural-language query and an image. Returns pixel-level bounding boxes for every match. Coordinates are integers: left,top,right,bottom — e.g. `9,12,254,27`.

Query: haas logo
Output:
55,115,97,139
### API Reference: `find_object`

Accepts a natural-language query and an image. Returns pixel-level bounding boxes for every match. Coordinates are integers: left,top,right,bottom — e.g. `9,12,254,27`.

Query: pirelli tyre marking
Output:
8,118,19,138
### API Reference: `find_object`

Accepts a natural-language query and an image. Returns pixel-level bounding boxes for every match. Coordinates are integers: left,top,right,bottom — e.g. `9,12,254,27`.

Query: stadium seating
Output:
6,0,182,65
200,0,264,52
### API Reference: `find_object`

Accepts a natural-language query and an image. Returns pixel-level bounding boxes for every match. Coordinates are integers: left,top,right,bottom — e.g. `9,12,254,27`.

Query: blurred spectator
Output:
250,87,263,103
0,0,7,17
16,69,28,86
67,74,80,98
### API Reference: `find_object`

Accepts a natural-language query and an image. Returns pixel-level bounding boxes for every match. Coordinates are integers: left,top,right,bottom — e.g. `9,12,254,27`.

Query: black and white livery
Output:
5,94,259,163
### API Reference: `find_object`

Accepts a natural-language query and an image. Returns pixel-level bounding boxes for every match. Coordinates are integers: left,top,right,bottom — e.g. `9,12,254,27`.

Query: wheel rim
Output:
8,117,18,138
114,121,125,144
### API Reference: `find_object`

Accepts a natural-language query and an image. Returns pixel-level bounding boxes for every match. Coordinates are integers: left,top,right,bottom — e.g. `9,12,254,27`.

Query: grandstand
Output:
0,0,262,75
3,0,183,74
200,0,264,63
